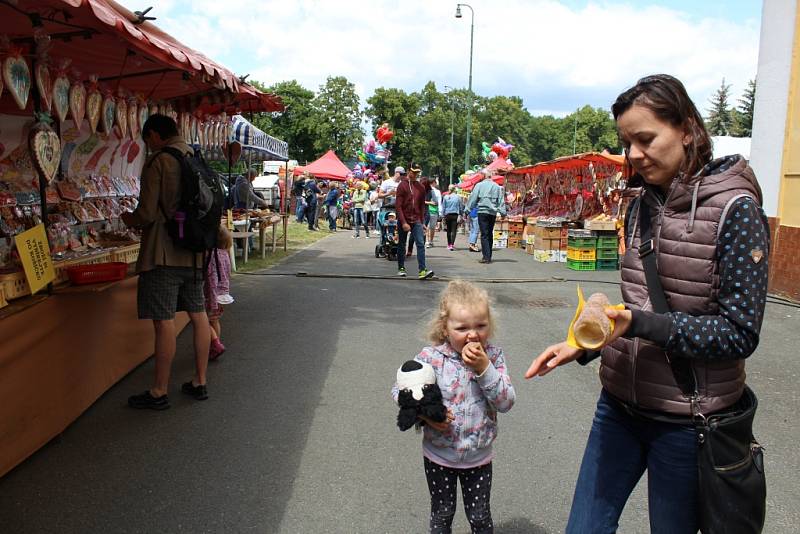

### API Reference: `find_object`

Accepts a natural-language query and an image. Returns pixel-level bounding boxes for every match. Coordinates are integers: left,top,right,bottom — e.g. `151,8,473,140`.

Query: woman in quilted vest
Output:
525,74,769,533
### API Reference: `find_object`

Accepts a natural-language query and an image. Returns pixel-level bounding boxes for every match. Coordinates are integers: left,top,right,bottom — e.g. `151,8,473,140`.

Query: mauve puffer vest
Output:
600,156,763,415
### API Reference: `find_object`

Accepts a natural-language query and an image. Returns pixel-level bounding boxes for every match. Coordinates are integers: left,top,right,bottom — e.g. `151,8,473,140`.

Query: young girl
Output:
205,225,234,360
393,280,515,533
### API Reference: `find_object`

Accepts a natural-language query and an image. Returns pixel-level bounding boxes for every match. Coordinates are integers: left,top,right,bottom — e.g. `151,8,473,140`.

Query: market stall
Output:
0,0,282,477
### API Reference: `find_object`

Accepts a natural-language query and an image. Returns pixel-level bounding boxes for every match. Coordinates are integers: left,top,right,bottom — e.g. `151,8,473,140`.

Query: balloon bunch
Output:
481,137,514,162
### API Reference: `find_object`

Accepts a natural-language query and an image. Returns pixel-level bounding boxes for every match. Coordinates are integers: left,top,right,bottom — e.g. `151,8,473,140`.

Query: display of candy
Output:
0,192,15,207
56,179,82,201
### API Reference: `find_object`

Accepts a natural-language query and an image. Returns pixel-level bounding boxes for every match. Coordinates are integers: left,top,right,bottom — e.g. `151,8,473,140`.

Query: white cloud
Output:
121,0,760,116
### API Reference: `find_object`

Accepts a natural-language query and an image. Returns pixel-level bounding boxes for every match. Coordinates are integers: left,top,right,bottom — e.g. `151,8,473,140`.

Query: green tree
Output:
527,114,566,162
732,78,756,137
250,79,318,163
474,95,533,166
313,76,363,159
552,106,618,157
706,78,734,136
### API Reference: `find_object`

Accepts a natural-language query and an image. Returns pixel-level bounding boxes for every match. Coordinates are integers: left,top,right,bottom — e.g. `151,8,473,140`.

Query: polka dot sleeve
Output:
666,197,770,360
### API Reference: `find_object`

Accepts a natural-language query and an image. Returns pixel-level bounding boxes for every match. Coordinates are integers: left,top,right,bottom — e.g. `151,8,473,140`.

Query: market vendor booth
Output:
0,0,282,477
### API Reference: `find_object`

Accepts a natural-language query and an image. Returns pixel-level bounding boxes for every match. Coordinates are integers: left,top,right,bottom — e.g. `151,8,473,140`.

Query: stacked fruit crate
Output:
566,229,597,270
594,231,620,270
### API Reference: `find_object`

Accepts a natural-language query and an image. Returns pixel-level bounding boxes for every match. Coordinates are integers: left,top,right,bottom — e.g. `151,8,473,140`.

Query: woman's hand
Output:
524,342,584,379
462,341,490,375
605,308,632,345
420,409,454,432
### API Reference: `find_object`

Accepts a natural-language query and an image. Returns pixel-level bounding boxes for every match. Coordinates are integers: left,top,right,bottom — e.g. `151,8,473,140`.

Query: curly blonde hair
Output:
427,280,496,344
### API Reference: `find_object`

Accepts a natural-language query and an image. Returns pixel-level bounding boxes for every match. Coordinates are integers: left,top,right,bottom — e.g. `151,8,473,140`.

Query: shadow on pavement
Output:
495,517,551,533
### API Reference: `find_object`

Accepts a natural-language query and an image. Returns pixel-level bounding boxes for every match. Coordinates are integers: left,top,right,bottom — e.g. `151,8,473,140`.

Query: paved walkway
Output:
1,230,798,533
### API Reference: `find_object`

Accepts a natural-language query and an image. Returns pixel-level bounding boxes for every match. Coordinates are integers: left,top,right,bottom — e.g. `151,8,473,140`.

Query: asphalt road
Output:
1,229,798,533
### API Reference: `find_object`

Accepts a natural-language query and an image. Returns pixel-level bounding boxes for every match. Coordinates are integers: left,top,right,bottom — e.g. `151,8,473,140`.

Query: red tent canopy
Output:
508,152,625,176
294,150,350,181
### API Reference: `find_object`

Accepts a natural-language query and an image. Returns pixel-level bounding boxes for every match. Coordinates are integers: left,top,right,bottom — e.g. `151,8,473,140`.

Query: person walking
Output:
392,280,515,531
467,205,480,252
304,178,322,231
351,186,369,238
441,184,464,250
425,179,443,248
395,164,434,279
378,167,403,244
465,171,507,264
121,114,211,409
324,182,341,232
205,226,234,361
293,175,308,223
524,74,770,534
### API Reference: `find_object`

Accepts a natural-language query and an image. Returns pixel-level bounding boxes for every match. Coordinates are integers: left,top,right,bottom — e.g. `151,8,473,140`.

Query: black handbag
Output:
636,195,766,534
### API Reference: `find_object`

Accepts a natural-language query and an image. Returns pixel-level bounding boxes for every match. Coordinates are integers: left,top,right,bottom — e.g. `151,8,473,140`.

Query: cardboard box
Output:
535,226,562,239
508,237,521,248
509,221,524,232
558,250,568,262
492,238,507,250
526,243,535,254
493,231,508,239
533,236,561,250
533,249,559,262
496,220,509,231
584,219,617,231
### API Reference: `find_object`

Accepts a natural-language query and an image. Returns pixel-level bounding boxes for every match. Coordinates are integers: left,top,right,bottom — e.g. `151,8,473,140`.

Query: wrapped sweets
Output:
573,292,613,349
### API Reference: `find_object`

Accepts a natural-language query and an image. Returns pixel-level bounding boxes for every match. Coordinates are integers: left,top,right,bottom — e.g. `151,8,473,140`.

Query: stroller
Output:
374,210,399,261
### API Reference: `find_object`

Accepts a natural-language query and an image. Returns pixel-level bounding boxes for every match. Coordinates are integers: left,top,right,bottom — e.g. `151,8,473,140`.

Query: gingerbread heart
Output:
101,96,115,134
128,101,139,138
3,55,31,110
115,98,128,138
139,103,149,134
29,125,62,184
52,76,70,123
69,82,86,128
86,90,101,133
35,63,52,112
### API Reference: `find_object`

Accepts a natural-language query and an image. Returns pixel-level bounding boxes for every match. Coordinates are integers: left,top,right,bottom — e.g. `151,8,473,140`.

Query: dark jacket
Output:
395,179,430,226
597,156,769,415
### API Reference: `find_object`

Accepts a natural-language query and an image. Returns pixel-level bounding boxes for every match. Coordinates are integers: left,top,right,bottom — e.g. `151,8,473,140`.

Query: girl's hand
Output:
524,342,584,379
462,341,490,375
604,308,632,345
420,409,454,432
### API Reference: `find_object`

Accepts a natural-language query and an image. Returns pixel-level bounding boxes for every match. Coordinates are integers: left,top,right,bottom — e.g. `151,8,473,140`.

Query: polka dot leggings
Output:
424,457,493,533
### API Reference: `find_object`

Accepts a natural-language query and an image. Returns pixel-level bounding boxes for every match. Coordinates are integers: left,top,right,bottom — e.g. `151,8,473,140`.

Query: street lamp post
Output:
455,3,474,173
444,85,455,186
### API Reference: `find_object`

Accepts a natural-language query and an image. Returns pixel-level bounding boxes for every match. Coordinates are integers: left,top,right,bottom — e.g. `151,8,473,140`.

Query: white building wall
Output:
750,0,797,217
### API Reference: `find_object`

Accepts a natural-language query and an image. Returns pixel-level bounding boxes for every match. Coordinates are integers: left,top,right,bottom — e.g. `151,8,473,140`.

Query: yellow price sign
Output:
14,224,55,295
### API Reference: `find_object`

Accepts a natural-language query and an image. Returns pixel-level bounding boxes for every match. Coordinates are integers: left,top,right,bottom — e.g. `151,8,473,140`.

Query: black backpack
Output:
159,147,224,253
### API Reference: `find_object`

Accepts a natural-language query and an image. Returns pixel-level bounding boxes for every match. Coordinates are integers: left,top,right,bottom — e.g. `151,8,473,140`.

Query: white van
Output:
252,174,281,209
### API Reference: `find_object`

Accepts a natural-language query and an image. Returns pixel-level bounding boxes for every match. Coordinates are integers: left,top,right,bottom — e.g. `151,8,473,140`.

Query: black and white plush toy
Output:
396,360,447,431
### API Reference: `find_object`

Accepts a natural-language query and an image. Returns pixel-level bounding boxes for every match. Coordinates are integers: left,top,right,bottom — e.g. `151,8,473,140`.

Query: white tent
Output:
711,136,751,160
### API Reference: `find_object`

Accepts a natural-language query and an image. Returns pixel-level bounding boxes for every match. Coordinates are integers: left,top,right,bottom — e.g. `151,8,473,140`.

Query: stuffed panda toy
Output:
395,360,447,431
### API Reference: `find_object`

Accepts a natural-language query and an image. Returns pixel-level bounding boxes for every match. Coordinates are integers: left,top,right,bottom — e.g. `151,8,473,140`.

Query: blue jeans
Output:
352,208,368,236
397,222,426,272
295,197,305,222
469,215,479,245
477,213,496,261
567,389,699,534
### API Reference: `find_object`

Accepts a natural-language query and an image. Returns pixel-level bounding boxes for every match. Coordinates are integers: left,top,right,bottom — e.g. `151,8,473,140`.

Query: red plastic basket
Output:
66,262,128,285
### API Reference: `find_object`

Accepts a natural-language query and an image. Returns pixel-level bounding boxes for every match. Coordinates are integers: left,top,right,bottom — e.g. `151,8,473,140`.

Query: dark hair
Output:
611,74,712,178
141,114,179,139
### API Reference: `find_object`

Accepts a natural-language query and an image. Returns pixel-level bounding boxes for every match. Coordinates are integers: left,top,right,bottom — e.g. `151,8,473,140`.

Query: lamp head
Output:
455,5,462,18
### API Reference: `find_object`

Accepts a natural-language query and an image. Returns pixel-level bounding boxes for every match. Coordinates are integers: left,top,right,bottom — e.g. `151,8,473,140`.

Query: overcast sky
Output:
126,0,762,118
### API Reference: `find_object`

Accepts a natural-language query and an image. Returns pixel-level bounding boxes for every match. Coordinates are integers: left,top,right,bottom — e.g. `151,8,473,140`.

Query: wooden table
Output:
255,214,289,258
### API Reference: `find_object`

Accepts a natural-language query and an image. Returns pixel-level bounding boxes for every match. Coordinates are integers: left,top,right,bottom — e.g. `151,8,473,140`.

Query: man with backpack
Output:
121,114,213,410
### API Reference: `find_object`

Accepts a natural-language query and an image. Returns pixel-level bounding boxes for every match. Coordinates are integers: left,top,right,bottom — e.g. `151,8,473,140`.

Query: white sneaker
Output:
352,235,359,238
425,242,432,248
365,234,370,239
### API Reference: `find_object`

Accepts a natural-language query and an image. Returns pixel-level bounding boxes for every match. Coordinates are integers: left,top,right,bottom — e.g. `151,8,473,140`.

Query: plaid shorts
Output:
137,266,206,320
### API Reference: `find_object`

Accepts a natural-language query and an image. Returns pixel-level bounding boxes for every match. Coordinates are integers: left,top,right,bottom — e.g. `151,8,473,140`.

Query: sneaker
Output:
448,244,454,251
419,269,435,279
128,391,170,410
365,234,370,239
352,235,359,239
425,242,432,248
478,258,491,264
398,267,407,277
181,381,209,401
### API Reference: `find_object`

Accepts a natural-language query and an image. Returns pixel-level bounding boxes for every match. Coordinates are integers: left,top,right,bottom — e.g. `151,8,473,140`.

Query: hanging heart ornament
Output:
35,64,52,112
53,76,70,123
116,98,128,138
86,89,101,133
101,95,115,134
29,123,62,184
69,82,86,127
3,55,31,110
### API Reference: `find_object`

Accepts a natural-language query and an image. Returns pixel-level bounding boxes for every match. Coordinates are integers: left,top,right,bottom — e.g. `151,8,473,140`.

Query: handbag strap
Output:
637,195,698,398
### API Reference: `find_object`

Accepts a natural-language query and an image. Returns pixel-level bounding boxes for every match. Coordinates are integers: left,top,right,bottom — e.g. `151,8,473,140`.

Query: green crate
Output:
596,236,618,249
567,258,596,271
567,237,596,248
596,247,619,260
596,258,619,270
